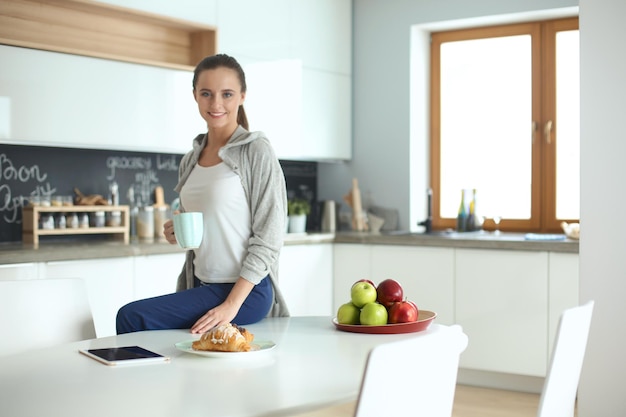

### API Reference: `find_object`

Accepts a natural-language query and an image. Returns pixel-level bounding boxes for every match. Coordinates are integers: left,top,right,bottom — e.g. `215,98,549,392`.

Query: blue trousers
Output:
116,276,273,334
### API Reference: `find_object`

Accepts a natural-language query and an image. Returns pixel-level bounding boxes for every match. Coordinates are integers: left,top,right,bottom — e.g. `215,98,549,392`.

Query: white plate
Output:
175,339,276,359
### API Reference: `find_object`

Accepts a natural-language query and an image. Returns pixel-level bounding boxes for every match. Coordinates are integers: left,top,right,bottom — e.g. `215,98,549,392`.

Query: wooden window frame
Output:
429,17,579,233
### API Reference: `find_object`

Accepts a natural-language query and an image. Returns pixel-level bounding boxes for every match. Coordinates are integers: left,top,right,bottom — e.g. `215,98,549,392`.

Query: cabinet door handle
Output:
544,120,553,144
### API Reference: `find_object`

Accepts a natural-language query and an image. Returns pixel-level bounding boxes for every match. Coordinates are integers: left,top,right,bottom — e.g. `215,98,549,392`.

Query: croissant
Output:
192,323,254,352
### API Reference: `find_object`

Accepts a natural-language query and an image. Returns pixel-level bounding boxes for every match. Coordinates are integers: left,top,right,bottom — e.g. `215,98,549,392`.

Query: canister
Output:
153,206,169,241
137,206,154,241
106,210,122,227
321,200,337,233
90,211,105,228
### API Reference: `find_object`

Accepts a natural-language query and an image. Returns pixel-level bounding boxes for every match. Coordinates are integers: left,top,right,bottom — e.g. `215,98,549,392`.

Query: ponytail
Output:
238,105,249,130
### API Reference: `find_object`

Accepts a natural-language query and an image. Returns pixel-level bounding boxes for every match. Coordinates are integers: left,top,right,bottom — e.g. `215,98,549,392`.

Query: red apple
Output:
388,300,419,324
376,279,404,308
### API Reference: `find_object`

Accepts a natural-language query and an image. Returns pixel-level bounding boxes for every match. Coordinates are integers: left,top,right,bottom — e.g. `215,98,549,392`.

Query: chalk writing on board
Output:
105,154,179,206
0,153,57,224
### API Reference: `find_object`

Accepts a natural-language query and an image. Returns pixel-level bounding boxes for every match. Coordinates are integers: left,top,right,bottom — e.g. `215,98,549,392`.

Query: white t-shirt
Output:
179,162,251,283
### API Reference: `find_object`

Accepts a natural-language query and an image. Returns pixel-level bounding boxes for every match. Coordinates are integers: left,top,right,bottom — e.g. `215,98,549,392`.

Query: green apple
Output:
337,302,361,325
360,302,388,325
350,281,377,308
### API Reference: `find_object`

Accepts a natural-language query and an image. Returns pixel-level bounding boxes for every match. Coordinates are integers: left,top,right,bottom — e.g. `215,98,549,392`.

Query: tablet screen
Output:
80,346,169,366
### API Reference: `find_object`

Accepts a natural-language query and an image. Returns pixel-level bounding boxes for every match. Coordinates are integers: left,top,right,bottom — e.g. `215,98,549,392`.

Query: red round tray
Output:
333,310,437,334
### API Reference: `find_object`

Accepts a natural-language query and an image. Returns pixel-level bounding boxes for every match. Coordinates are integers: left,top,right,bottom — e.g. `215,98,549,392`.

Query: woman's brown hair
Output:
192,54,249,130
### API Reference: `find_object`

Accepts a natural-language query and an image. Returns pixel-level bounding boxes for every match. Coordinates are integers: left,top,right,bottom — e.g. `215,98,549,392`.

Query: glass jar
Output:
153,206,169,241
51,196,64,207
55,213,66,229
106,210,122,227
137,206,154,241
79,213,90,228
67,213,79,229
39,214,54,230
90,211,105,228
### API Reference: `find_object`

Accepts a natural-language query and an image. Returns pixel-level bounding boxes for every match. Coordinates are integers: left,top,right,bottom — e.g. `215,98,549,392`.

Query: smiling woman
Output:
116,53,291,336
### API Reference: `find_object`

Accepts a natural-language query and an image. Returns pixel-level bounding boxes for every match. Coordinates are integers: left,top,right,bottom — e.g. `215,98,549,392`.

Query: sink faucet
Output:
417,188,433,233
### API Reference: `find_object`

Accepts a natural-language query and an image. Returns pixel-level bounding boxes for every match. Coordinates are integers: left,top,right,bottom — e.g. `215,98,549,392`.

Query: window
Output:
430,18,579,233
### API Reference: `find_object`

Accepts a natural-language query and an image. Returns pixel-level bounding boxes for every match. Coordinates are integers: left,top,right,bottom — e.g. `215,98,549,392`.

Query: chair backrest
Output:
0,278,96,357
353,324,469,417
537,300,594,417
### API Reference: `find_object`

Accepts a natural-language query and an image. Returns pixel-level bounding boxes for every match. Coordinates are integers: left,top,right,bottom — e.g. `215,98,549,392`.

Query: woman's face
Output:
193,67,245,132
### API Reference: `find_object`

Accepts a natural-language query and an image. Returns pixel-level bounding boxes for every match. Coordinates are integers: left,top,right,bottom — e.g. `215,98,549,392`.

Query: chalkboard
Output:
0,144,182,242
0,145,319,242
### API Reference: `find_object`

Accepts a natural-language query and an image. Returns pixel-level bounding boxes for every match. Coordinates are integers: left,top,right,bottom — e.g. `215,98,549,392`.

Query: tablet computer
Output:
79,346,170,366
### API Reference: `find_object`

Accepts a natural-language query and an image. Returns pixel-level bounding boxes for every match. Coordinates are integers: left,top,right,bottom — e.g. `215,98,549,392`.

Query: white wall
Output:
318,0,578,231
578,0,626,415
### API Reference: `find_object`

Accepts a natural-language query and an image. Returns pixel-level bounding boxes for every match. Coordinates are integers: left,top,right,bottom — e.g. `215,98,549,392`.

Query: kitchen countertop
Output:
335,230,579,253
0,230,577,265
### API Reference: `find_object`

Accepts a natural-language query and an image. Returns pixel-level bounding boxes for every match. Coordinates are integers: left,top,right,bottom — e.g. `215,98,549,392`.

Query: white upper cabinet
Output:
301,69,352,160
216,0,292,60
217,0,353,161
1,0,351,160
217,0,351,75
0,46,203,155
291,0,352,75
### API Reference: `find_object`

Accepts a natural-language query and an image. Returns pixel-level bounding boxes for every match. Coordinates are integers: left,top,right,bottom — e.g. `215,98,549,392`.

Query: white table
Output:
0,316,453,417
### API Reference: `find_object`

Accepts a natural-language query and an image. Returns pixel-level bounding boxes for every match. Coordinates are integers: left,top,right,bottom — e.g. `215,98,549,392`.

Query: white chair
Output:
353,324,469,417
537,300,594,417
0,278,96,357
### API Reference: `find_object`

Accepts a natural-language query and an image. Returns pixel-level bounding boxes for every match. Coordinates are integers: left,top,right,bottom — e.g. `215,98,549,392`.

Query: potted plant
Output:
287,198,311,233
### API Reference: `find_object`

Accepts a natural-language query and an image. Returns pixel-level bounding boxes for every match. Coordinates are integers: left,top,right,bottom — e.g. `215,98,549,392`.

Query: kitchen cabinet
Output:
216,0,353,161
216,0,292,62
133,253,186,300
548,252,579,355
370,245,455,325
279,244,333,316
455,249,549,377
217,0,351,75
0,45,203,154
0,263,39,280
300,69,352,160
333,244,455,325
291,0,352,74
41,258,135,337
1,0,351,160
333,244,373,312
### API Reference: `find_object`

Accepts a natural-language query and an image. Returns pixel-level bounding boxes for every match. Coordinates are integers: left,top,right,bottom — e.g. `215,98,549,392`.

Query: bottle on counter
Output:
456,189,467,232
110,181,119,206
128,186,138,241
466,188,476,231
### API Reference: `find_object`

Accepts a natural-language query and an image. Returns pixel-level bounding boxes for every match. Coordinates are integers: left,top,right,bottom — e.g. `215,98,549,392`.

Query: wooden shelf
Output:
0,0,217,70
22,205,130,247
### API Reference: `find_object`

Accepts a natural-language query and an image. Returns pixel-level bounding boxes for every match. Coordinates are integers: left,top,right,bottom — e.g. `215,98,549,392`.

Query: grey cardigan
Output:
174,125,290,317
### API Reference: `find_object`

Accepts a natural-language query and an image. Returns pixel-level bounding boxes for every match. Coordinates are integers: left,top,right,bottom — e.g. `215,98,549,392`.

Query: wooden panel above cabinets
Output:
0,0,216,70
